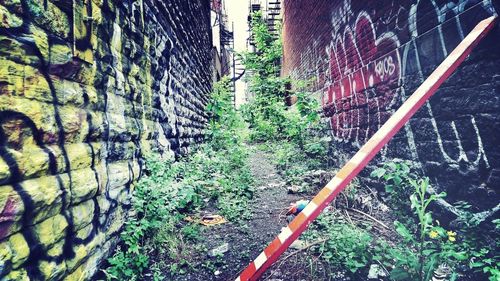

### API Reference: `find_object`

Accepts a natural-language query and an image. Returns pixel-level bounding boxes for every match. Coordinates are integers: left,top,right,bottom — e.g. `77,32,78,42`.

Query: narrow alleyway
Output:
1,1,498,280
172,145,303,281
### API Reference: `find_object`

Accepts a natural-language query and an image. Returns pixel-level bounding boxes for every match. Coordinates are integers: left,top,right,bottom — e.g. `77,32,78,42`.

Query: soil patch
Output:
168,145,302,281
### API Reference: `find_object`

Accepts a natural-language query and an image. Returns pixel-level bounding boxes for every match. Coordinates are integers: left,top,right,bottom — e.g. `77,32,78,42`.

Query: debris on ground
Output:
185,214,227,226
289,239,308,250
297,169,335,189
367,264,388,279
287,199,310,215
258,182,284,190
287,184,302,194
208,242,230,257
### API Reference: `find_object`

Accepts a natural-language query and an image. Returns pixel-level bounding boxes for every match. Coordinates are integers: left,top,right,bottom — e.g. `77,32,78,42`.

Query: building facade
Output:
282,0,499,218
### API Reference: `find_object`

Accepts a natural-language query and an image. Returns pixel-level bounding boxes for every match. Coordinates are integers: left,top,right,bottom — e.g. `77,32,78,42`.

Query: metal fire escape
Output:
266,0,281,38
248,0,282,48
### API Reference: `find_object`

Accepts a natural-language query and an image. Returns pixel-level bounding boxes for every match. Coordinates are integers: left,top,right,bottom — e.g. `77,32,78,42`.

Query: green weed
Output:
306,214,374,274
372,161,499,281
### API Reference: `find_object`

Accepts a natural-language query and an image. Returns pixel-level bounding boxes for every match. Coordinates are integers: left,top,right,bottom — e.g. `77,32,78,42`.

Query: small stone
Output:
70,168,99,204
22,175,67,224
268,182,281,188
379,203,390,212
2,268,29,281
26,0,71,38
34,214,69,249
290,239,308,250
39,259,67,280
214,270,221,276
208,242,229,257
256,185,267,190
287,185,301,194
0,233,30,268
71,200,95,230
367,264,387,279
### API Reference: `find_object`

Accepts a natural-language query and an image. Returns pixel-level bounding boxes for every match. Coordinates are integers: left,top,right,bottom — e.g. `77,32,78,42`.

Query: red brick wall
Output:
282,0,500,212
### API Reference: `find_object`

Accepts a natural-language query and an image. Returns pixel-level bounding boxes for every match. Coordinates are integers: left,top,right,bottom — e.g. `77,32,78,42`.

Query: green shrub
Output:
239,12,321,145
106,156,179,280
307,215,374,274
386,178,465,281
239,12,328,186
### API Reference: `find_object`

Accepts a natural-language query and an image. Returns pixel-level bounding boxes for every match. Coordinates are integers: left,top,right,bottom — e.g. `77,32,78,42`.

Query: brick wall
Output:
0,0,212,280
282,0,499,217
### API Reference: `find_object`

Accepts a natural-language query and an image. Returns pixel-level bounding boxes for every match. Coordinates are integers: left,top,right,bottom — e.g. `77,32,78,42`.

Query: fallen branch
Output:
347,208,390,229
344,209,355,226
263,238,329,280
348,214,388,233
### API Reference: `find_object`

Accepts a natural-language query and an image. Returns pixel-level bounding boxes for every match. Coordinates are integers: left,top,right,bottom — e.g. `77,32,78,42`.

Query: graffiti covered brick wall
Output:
282,0,499,216
0,0,212,280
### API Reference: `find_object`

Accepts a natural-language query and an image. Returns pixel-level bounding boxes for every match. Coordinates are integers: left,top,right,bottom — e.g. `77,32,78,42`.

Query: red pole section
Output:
235,16,497,281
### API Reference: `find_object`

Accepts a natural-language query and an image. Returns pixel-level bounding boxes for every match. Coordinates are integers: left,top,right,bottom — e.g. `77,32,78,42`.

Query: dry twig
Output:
263,238,329,280
347,208,390,229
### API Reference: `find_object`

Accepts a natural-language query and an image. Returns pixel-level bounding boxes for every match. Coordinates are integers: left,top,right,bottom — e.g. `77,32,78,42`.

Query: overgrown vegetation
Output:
296,162,499,281
372,165,462,280
103,11,499,281
240,12,499,281
104,78,253,280
372,162,500,281
304,212,375,274
239,12,330,185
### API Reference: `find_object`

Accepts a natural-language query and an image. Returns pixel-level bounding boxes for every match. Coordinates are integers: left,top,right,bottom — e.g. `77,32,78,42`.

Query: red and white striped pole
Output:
235,16,497,281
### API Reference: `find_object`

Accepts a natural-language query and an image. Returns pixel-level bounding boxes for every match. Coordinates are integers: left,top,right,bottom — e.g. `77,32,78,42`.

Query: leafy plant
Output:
373,162,468,281
305,213,374,274
181,224,202,242
206,77,245,150
452,201,500,280
469,248,500,281
105,155,177,280
371,161,413,206
238,12,330,188
371,161,420,233
239,12,321,145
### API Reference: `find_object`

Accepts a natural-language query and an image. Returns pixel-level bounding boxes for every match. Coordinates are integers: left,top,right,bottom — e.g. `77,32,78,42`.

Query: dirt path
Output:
174,145,301,281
